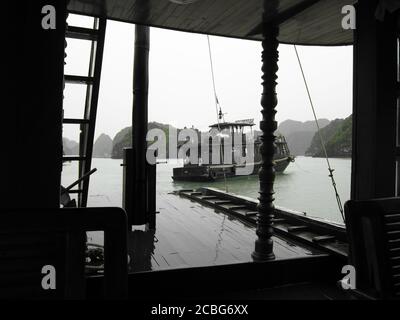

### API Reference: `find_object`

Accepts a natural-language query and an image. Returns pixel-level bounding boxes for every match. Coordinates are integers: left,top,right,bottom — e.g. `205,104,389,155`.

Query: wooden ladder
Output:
63,17,107,207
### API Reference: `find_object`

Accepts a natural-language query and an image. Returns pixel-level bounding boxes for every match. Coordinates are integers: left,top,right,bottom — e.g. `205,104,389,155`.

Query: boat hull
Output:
172,157,293,182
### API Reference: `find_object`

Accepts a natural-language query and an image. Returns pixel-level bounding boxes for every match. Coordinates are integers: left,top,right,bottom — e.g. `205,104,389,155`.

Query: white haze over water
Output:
64,17,353,142
62,157,350,224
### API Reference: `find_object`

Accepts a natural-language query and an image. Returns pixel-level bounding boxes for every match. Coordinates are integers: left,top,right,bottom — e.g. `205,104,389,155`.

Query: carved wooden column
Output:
252,14,279,261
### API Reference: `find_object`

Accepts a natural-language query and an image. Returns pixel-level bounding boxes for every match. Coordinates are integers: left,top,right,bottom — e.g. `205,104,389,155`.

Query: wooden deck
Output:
177,188,348,259
85,192,347,299
126,193,324,273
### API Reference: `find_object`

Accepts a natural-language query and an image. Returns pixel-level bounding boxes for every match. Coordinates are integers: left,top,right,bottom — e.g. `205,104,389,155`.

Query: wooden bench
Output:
345,198,400,299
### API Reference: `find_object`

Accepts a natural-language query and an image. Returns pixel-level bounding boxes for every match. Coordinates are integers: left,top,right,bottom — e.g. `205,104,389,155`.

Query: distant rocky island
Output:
63,133,113,158
93,133,113,158
306,115,352,158
63,116,352,160
63,137,79,155
276,116,352,158
111,122,177,159
276,119,330,156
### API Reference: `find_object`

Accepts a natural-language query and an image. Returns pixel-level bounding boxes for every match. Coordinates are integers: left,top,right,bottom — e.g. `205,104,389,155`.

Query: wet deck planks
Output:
177,188,348,259
127,193,322,273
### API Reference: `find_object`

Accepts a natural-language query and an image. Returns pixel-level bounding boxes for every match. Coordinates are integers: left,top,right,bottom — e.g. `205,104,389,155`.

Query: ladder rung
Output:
65,75,94,85
63,156,87,162
66,26,98,41
68,190,83,194
63,118,90,125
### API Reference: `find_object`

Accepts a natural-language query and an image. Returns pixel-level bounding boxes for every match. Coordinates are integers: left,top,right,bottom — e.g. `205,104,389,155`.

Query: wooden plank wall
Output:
2,1,67,208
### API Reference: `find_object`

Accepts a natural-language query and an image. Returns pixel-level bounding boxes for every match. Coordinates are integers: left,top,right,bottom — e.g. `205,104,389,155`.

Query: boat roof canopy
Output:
209,122,256,130
68,0,356,46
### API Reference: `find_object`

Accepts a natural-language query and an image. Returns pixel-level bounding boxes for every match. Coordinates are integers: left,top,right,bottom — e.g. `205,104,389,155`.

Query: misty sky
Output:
64,15,353,142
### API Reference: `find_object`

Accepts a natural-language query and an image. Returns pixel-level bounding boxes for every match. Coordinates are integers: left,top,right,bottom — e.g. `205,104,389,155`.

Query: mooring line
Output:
293,45,345,223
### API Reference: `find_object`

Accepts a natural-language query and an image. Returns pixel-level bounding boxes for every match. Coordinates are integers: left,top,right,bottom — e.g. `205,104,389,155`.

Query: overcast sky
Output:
64,16,353,142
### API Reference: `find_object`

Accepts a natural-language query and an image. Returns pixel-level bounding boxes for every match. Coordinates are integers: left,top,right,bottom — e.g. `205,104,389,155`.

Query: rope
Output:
293,45,345,223
207,35,228,192
207,36,221,122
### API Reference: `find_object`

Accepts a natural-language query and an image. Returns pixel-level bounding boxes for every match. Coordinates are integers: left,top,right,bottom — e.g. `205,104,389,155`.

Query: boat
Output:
172,120,294,181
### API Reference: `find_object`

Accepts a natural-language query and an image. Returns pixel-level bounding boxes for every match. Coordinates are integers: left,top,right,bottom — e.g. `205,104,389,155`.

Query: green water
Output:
62,156,351,225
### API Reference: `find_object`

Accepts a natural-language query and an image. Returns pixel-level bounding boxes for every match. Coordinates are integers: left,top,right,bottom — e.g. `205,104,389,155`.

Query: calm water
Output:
62,156,351,225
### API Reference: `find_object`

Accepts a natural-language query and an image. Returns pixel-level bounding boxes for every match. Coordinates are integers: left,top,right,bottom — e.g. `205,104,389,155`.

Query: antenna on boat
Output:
207,35,223,125
207,35,228,192
293,45,345,223
218,107,225,121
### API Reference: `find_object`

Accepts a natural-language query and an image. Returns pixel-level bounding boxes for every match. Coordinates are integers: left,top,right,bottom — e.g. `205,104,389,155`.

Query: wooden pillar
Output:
2,1,67,208
132,25,150,221
351,1,398,200
252,8,279,261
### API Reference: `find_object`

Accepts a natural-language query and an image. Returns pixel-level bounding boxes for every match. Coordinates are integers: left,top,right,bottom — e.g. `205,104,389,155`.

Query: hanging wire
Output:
207,35,224,124
207,35,228,192
293,45,345,223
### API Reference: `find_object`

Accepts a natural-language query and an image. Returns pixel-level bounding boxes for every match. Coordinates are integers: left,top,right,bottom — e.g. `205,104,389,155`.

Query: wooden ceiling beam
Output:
246,0,321,37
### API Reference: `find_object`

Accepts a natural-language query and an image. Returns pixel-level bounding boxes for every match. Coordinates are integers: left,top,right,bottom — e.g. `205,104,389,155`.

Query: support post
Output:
351,0,398,200
147,162,156,230
131,25,152,226
252,9,279,261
